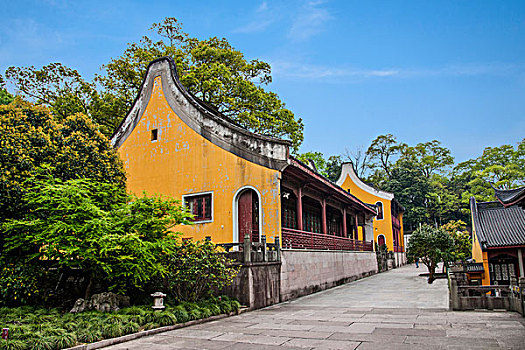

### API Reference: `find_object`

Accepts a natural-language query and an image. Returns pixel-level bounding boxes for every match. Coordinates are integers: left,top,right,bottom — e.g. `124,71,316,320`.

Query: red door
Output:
238,189,259,243
378,235,385,247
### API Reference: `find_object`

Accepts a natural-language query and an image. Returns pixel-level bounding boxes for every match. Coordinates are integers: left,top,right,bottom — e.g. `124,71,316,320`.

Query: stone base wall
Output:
280,250,378,302
223,262,281,310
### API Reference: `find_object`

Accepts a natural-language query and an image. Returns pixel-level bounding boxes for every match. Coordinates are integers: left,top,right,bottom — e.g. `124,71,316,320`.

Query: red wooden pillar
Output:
297,186,303,231
321,198,327,234
354,215,359,240
342,207,347,238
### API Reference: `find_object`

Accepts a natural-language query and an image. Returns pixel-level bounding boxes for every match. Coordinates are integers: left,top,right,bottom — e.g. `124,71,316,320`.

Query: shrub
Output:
171,306,189,323
162,240,239,302
0,262,46,306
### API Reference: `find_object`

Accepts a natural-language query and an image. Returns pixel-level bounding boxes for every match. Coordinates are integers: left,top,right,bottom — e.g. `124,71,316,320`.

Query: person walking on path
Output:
415,257,419,268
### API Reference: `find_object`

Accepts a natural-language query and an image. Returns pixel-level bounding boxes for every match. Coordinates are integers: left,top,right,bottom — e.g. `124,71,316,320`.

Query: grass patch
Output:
0,296,239,349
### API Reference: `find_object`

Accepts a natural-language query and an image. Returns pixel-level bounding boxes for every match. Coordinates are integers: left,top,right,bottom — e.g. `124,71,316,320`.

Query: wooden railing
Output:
282,228,373,251
393,245,404,253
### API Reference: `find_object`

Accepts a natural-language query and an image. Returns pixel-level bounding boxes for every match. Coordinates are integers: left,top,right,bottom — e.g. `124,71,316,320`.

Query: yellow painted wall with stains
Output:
117,76,282,243
339,176,403,251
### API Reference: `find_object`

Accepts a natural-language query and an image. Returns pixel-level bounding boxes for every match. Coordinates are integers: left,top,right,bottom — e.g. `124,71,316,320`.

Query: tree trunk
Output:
428,263,436,284
84,276,93,300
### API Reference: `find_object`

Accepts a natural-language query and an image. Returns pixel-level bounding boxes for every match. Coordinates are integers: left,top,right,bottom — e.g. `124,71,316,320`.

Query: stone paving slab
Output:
103,264,525,350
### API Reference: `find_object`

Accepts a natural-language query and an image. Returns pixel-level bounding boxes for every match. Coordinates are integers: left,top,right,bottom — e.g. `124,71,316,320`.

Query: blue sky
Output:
1,0,524,163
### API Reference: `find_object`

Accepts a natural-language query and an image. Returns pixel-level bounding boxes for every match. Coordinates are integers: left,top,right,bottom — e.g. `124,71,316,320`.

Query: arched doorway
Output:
235,188,260,243
377,234,386,247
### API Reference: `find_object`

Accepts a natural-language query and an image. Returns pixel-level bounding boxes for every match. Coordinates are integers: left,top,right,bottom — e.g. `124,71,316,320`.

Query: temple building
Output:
470,188,525,285
111,57,376,250
336,163,405,264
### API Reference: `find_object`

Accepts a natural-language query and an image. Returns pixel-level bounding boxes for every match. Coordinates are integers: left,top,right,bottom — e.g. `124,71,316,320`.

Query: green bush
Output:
171,306,189,323
0,298,238,347
0,262,46,306
162,240,239,302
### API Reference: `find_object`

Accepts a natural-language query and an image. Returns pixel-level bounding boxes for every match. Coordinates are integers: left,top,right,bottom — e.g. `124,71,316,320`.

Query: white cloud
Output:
233,1,275,34
270,61,522,82
287,0,332,42
271,61,399,81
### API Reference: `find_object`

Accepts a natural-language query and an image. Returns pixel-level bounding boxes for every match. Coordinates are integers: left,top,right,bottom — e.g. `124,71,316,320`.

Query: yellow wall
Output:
472,228,491,285
117,76,281,243
340,175,398,251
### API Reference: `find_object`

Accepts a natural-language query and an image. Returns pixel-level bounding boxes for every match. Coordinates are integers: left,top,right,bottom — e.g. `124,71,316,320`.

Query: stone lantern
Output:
151,292,166,311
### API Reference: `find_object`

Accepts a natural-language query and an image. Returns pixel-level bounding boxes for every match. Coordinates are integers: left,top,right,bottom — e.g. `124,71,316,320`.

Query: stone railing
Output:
448,266,524,316
282,228,373,251
215,234,280,263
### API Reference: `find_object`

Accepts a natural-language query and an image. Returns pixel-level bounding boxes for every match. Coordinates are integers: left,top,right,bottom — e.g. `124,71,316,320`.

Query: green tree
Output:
400,140,454,178
382,159,432,231
0,75,14,105
440,220,472,263
407,224,454,283
296,152,342,182
99,17,304,151
5,63,126,136
366,134,402,179
455,139,525,202
2,174,192,298
0,100,125,223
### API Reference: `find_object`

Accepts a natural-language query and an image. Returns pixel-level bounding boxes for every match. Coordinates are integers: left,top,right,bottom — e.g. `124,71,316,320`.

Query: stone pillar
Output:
449,273,461,310
261,235,267,262
275,236,281,261
518,248,524,278
296,186,303,231
243,233,251,263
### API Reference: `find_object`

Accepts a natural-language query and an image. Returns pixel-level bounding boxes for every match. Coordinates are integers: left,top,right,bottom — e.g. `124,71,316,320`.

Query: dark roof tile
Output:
471,198,525,248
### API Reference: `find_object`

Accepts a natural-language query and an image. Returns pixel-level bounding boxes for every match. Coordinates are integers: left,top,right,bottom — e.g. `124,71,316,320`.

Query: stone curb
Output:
66,307,250,350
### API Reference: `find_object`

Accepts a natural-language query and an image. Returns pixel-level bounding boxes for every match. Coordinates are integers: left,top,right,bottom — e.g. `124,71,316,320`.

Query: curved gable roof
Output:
470,197,525,249
110,57,290,170
494,186,525,207
335,162,394,201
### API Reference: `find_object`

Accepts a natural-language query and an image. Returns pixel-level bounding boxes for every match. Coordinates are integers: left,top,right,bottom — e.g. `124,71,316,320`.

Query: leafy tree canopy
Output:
5,63,127,137
454,138,525,202
407,224,454,283
0,99,125,222
99,17,304,151
440,220,472,263
296,151,342,182
2,174,192,298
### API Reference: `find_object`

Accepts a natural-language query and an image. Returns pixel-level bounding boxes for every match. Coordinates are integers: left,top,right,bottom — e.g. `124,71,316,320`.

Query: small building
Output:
336,163,405,263
111,57,376,249
470,195,525,286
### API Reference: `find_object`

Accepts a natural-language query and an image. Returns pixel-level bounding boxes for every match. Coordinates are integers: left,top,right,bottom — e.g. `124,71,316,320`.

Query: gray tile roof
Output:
470,197,525,248
494,186,525,206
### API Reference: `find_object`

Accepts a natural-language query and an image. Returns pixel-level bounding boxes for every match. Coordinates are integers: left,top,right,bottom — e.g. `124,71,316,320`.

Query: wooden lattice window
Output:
184,193,212,222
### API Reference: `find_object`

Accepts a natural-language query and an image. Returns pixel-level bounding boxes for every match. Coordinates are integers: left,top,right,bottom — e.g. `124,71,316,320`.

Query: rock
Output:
70,292,130,313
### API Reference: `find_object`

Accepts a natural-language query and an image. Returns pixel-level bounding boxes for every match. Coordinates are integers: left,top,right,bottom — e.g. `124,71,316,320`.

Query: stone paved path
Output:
105,264,525,349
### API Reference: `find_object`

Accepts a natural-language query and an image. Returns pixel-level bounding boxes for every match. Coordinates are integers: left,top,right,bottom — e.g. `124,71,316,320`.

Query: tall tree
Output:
343,146,371,178
0,99,125,223
99,17,304,151
5,63,126,136
455,139,525,202
365,134,402,179
400,140,454,178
